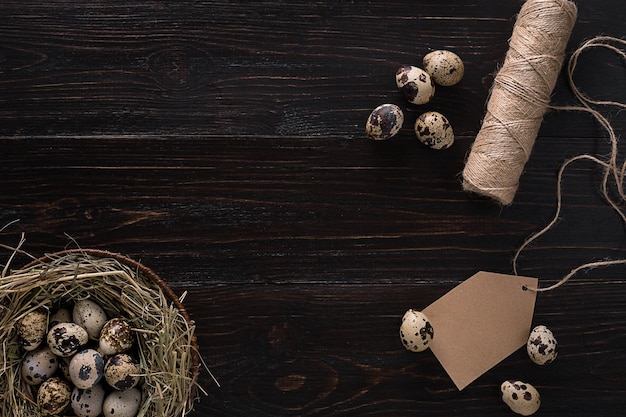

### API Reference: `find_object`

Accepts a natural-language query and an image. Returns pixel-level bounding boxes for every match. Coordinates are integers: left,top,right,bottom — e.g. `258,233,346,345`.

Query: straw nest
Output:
0,248,201,417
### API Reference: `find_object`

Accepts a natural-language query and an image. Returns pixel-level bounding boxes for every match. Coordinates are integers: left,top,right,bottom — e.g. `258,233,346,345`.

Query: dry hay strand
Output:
0,248,201,417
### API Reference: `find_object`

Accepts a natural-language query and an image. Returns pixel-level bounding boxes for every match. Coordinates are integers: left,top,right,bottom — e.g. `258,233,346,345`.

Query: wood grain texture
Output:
1,1,625,416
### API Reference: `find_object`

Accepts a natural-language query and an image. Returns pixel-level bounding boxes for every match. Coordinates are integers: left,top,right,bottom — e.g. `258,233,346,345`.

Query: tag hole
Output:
522,285,528,291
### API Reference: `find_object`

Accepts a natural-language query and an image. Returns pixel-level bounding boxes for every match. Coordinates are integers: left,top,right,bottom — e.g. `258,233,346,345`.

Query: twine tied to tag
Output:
513,36,626,291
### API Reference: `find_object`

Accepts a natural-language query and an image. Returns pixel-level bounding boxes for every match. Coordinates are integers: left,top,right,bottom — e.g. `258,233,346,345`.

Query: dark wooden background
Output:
1,1,625,416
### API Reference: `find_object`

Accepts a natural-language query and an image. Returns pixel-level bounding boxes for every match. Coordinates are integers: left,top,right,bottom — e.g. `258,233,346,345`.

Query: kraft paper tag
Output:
423,271,538,390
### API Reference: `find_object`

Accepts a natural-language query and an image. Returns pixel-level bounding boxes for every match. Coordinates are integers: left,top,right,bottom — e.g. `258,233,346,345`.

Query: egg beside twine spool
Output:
462,0,578,205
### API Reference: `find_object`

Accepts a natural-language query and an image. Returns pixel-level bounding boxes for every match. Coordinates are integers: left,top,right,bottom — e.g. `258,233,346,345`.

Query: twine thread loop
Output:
513,36,626,292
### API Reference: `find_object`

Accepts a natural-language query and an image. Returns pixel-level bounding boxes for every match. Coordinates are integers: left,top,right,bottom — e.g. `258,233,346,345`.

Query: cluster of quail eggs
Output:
365,50,464,149
16,300,143,417
398,309,558,416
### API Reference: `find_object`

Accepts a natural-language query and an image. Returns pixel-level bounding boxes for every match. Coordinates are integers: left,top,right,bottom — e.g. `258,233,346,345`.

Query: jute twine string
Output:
513,36,626,292
462,0,577,205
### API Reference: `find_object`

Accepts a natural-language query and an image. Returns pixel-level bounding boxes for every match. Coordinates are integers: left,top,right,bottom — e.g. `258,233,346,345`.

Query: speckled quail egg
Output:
73,299,108,341
395,65,435,105
399,309,434,352
16,308,48,351
47,322,89,357
99,318,134,356
21,346,59,385
49,307,72,328
38,376,72,417
103,387,142,417
104,353,141,391
414,111,454,150
501,380,541,416
526,325,558,365
69,348,105,389
423,50,465,86
71,383,106,417
366,103,405,140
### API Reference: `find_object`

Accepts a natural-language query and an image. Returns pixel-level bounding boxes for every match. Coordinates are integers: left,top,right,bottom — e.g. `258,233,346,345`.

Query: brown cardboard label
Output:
423,271,538,390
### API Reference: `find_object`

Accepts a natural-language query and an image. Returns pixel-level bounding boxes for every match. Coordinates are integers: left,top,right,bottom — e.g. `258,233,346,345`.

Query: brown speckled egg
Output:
103,387,142,417
22,346,59,385
71,383,106,417
16,308,48,351
399,309,433,352
47,322,89,357
414,111,454,150
423,50,464,86
99,318,134,356
365,103,404,140
104,353,141,391
38,377,72,416
501,380,541,416
395,65,435,105
69,348,105,389
527,325,558,365
73,300,108,341
49,307,72,328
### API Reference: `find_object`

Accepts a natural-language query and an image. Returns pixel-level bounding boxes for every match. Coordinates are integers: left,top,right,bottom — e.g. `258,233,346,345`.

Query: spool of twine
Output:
462,0,577,205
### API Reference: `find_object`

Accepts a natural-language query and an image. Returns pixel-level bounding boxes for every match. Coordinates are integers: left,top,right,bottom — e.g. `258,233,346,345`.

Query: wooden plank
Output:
186,283,626,416
2,135,626,285
0,1,622,137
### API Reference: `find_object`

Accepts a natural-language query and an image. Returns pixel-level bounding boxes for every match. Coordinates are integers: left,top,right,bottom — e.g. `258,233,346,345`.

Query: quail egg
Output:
49,307,72,328
99,318,134,356
38,377,72,416
21,346,59,385
103,387,142,417
104,353,141,391
16,308,48,351
69,348,105,389
47,322,89,357
71,383,106,417
527,325,558,365
399,309,434,352
501,380,541,416
395,65,435,105
414,111,454,149
365,103,404,140
423,50,465,86
73,299,108,341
